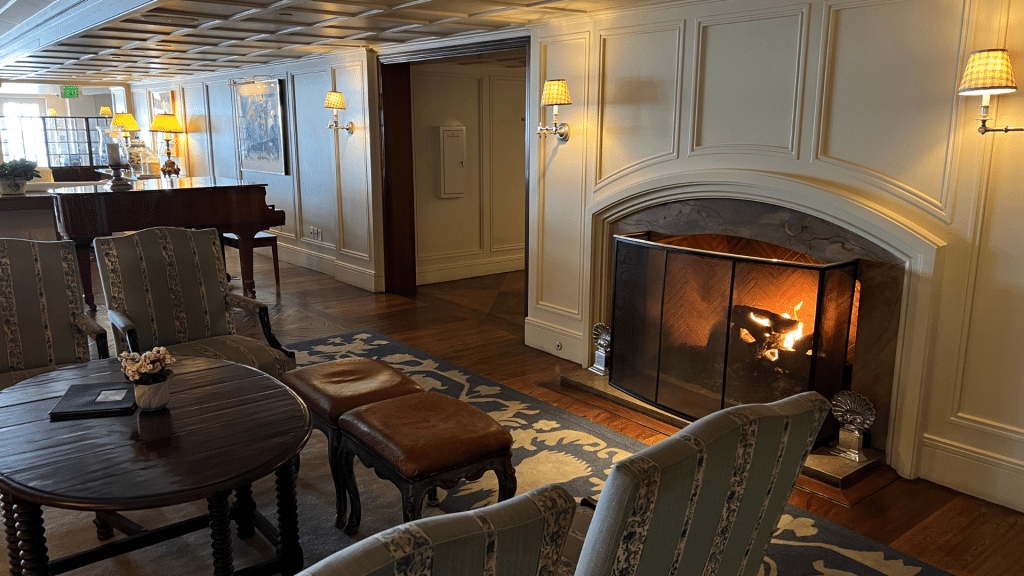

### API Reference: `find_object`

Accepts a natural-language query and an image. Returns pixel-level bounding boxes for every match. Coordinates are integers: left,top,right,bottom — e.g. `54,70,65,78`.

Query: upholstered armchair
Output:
297,484,577,576
296,391,829,576
560,390,830,576
93,227,294,377
0,238,108,391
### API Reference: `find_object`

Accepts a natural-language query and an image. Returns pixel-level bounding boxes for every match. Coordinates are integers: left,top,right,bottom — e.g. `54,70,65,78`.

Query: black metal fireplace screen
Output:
609,232,859,422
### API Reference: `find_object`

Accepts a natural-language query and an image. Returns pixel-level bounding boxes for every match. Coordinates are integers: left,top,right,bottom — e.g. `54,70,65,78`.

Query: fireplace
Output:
600,197,907,453
610,231,859,441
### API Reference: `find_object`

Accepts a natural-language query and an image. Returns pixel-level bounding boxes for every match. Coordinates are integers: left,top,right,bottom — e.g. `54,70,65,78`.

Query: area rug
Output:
31,331,952,576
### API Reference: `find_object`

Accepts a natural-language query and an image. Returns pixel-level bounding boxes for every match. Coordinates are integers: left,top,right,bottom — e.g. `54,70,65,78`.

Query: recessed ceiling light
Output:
138,14,200,26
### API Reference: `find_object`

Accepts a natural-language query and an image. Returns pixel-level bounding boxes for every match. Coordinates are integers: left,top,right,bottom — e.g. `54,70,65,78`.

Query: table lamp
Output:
110,113,140,148
150,114,184,176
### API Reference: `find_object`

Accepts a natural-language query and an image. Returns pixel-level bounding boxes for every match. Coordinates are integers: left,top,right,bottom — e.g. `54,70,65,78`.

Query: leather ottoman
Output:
279,357,423,528
337,391,517,534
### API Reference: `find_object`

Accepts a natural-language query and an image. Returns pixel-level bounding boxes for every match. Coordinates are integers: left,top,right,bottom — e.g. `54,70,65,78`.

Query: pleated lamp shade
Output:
324,91,347,110
540,80,571,106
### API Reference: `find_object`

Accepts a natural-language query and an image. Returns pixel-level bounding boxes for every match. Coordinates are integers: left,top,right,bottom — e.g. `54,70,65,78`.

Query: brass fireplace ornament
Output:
590,323,611,376
830,390,875,463
959,48,1021,134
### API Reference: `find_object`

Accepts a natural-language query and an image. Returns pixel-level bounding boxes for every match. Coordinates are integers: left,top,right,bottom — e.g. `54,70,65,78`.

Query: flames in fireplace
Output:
609,232,860,426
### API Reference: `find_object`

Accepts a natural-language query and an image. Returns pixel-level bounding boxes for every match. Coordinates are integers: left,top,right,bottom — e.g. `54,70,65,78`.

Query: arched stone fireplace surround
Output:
585,173,944,478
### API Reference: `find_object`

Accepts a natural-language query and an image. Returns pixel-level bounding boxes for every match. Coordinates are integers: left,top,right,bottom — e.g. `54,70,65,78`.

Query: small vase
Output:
134,370,173,411
0,179,27,196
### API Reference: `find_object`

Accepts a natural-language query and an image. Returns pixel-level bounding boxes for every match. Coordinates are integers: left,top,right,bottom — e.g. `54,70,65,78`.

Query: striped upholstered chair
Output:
296,484,577,576
94,227,294,377
0,238,108,391
559,390,830,576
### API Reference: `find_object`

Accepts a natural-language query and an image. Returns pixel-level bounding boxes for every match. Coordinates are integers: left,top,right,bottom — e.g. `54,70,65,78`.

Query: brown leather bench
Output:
337,391,517,534
278,357,423,528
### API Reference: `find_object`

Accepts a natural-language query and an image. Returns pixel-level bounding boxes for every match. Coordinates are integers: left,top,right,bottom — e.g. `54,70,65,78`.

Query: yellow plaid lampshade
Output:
150,114,184,134
47,108,58,116
541,80,571,106
324,91,347,110
110,113,141,132
959,49,1017,95
99,106,112,117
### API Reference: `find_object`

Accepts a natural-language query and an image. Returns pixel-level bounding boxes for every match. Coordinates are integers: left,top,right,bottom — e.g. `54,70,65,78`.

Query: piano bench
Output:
221,231,280,288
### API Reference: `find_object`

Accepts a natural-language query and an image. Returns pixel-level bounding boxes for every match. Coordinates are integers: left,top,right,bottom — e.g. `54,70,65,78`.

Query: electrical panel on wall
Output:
437,126,466,199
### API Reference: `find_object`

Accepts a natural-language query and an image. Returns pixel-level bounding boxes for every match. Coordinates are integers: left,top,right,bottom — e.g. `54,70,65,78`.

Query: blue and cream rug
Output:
38,331,951,576
292,331,953,576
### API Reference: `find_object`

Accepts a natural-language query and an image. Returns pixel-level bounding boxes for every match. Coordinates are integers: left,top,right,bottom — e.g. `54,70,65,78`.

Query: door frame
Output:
377,36,531,294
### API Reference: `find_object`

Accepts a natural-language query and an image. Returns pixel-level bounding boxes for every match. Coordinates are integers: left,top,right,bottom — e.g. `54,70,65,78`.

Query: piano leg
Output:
235,232,258,299
76,243,97,310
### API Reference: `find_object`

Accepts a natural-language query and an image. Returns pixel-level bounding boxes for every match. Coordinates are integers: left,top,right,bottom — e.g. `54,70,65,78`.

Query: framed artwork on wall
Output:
232,79,287,175
150,90,174,116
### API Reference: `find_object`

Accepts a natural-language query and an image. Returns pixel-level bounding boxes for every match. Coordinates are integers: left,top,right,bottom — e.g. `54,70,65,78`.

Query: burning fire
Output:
748,302,804,362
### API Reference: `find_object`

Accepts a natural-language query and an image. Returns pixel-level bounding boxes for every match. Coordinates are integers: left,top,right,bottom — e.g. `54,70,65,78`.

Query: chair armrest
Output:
73,313,109,359
224,293,295,359
106,309,141,353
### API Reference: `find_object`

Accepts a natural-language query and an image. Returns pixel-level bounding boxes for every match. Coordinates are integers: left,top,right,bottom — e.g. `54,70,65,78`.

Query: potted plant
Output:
120,347,177,411
0,158,41,195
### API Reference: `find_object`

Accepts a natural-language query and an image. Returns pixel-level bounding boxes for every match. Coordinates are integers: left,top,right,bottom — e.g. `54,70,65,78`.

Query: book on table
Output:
49,381,137,421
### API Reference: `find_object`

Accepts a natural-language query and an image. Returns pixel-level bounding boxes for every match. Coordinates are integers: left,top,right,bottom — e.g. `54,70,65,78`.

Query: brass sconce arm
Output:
977,118,1024,134
536,122,570,141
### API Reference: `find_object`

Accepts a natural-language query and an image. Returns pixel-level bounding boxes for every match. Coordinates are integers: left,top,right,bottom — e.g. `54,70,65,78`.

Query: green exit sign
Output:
61,85,80,98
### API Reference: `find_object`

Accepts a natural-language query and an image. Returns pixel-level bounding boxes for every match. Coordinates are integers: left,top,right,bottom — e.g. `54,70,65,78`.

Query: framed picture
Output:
150,90,174,116
233,79,287,175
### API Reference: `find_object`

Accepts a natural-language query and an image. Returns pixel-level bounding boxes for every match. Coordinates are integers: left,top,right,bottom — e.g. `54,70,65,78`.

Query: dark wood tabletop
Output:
0,356,311,576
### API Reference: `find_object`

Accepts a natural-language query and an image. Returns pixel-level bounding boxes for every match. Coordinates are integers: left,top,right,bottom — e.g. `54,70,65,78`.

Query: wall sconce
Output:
150,114,184,176
324,91,354,133
959,48,1020,134
536,79,572,142
99,106,112,117
110,112,140,147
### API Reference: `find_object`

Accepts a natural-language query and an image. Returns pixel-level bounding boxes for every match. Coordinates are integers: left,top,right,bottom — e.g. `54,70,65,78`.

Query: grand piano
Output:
51,176,286,309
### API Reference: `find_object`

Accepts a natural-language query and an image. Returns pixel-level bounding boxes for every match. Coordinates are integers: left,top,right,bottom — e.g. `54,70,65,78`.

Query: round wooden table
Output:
0,356,311,576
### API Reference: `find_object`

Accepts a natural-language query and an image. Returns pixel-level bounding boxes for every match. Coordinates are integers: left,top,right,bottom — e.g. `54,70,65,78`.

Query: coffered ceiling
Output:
0,0,657,84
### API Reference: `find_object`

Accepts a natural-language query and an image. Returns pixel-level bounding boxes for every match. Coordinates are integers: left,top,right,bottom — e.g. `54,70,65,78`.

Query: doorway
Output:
378,37,531,295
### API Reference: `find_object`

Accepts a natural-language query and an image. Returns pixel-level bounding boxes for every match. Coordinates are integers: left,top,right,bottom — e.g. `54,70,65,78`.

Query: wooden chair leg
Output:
270,240,280,287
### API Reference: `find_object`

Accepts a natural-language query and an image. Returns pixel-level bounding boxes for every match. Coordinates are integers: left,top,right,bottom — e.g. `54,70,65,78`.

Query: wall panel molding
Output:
812,0,964,222
595,22,684,186
690,5,808,158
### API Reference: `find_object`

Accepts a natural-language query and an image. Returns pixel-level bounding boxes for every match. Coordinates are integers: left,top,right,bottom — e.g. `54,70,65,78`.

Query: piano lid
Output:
49,176,269,195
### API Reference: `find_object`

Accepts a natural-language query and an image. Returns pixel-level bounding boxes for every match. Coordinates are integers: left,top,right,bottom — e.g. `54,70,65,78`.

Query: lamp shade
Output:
99,106,112,117
324,91,346,110
150,114,184,133
959,48,1018,95
541,79,571,106
110,113,140,132
47,108,58,116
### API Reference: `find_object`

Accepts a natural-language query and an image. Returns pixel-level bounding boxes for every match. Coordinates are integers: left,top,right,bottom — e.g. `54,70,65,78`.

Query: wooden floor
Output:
102,250,1024,575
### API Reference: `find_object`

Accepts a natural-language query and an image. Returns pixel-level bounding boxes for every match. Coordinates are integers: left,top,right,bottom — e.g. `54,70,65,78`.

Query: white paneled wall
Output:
528,0,1024,512
410,62,526,285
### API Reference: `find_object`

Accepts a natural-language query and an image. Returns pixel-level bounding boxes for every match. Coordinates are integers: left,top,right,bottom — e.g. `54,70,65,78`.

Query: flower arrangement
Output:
0,159,41,184
119,346,177,384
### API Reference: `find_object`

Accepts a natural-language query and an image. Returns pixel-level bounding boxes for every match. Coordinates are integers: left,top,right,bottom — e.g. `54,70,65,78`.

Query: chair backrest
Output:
574,391,830,576
94,227,234,354
0,238,91,374
298,484,577,576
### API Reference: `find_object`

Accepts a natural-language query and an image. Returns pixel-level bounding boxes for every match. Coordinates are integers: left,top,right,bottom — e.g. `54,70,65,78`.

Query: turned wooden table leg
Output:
12,498,47,576
208,490,233,576
2,492,19,576
275,456,302,576
232,483,256,539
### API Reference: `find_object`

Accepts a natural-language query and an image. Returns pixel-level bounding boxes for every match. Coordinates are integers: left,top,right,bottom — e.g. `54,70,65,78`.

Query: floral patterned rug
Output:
293,331,953,576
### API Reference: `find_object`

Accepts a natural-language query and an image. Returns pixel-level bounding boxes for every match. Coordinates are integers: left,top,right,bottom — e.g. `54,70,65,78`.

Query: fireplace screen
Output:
609,232,859,422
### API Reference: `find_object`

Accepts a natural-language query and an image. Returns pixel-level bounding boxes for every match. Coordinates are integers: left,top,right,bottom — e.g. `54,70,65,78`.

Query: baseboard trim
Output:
919,435,1024,512
277,243,381,292
524,317,585,364
416,257,524,285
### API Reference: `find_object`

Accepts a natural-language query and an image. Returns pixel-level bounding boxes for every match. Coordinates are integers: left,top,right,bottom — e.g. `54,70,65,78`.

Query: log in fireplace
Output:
609,232,860,441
